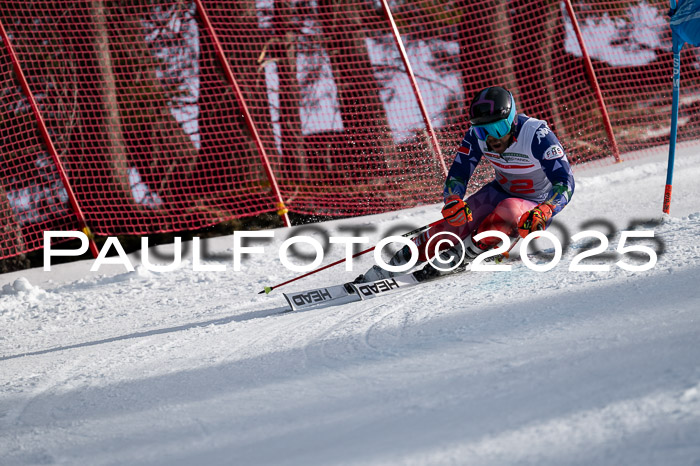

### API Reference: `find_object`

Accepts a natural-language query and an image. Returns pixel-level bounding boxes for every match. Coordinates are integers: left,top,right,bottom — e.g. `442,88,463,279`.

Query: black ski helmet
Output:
469,86,516,126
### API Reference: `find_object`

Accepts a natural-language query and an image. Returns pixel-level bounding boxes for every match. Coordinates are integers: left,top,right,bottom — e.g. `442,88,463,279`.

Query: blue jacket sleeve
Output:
443,133,482,201
531,124,575,216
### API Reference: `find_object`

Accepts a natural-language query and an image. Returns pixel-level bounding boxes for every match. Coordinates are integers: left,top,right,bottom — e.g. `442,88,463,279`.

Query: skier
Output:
356,86,575,282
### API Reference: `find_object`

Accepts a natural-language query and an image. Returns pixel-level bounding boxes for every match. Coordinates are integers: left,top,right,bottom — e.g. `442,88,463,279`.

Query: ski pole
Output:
259,218,444,294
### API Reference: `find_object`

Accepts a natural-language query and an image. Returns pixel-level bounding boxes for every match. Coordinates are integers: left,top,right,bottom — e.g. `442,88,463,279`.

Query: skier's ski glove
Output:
517,203,554,238
442,195,472,227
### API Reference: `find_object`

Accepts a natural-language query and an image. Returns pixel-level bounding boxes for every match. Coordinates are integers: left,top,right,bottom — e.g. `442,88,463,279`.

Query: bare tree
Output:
0,186,25,265
59,0,149,232
111,1,201,211
316,0,393,178
269,0,307,180
458,0,504,104
193,0,289,223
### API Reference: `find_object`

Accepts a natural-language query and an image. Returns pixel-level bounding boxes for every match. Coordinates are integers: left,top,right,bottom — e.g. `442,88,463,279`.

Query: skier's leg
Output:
356,182,511,282
415,181,512,261
472,196,538,247
422,182,515,269
418,190,537,278
442,195,538,267
354,219,467,282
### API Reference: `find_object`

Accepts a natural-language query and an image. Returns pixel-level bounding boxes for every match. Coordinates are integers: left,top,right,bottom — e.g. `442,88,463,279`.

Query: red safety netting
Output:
1,0,699,261
574,0,700,155
0,24,81,259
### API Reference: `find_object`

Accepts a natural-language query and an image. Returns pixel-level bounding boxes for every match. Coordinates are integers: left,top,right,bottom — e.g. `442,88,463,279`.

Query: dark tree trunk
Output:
0,186,26,265
197,1,279,215
271,0,307,182
458,0,502,105
67,1,144,232
510,0,557,125
317,0,393,178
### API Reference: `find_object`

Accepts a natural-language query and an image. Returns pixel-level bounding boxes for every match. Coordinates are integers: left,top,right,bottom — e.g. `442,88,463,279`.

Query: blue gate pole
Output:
664,0,681,214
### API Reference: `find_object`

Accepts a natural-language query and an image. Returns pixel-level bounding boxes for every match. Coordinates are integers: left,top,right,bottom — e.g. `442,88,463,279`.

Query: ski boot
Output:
353,244,413,283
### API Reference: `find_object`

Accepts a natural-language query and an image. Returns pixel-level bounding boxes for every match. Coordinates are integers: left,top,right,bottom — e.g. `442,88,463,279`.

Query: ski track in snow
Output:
1,146,700,465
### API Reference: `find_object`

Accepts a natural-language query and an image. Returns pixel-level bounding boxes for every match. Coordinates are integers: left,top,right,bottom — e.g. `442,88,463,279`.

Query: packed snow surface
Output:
1,145,700,465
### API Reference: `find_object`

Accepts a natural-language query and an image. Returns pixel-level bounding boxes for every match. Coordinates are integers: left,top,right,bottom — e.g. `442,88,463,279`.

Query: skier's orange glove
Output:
517,203,554,238
442,195,472,227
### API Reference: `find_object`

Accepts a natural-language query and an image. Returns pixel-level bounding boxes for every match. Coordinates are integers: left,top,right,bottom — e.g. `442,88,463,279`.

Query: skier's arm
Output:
531,125,575,217
443,135,483,202
517,125,575,237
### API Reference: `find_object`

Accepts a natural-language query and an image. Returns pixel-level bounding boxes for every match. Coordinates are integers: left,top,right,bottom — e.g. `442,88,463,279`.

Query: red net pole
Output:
563,0,621,163
380,0,448,177
0,18,99,258
194,0,291,227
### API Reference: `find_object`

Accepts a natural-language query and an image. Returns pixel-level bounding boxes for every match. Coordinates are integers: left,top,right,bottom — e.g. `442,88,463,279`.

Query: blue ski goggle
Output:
472,118,513,141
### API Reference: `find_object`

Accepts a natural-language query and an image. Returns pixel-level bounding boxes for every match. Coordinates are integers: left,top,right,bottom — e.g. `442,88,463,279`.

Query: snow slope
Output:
1,145,700,465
